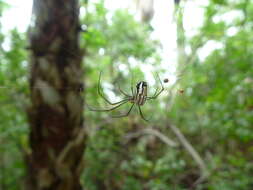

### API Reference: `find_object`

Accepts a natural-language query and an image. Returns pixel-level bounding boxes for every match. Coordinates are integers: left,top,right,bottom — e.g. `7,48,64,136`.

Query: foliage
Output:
0,28,28,189
170,0,253,189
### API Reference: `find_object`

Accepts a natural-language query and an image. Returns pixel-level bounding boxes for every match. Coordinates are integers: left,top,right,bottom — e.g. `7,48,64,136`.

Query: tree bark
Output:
26,0,86,189
175,5,187,68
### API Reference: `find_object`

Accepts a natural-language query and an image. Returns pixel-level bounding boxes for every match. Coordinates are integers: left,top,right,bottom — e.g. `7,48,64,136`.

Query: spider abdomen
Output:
135,94,147,105
135,81,148,106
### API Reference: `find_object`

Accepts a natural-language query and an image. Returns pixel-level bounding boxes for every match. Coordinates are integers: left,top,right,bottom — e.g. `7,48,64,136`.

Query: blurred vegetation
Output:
1,0,253,189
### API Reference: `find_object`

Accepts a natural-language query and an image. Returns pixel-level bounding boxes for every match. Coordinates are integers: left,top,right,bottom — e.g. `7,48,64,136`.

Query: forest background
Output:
0,0,253,189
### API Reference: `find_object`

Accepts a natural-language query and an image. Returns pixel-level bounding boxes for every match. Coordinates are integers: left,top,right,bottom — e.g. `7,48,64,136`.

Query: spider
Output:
87,72,164,121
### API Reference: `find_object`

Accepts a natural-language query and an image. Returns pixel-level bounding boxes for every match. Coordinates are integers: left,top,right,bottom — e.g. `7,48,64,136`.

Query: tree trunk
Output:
26,0,86,189
175,5,187,68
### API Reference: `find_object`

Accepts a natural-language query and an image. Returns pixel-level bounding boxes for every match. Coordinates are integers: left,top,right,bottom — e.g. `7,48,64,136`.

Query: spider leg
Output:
131,86,134,96
112,103,135,118
138,105,149,122
117,84,131,97
149,86,159,98
147,73,164,100
86,99,129,112
131,74,134,95
98,71,124,105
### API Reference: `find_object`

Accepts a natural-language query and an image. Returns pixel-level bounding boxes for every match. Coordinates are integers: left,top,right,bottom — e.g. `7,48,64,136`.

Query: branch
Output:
124,128,178,147
167,124,209,178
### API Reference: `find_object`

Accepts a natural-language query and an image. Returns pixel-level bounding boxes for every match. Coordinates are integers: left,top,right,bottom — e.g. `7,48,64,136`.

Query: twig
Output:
124,128,178,147
167,124,209,178
143,128,178,147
